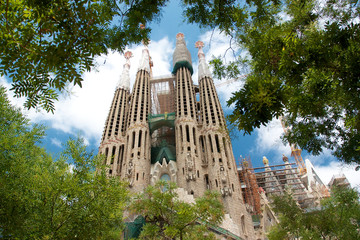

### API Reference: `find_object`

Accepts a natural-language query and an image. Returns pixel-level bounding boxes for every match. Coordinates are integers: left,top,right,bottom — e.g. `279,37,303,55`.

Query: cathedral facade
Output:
99,33,255,239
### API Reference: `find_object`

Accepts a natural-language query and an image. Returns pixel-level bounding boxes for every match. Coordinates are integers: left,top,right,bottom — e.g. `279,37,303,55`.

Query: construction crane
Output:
279,116,307,175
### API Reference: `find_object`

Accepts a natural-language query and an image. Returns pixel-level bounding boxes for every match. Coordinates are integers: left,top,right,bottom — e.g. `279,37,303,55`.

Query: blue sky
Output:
1,0,359,188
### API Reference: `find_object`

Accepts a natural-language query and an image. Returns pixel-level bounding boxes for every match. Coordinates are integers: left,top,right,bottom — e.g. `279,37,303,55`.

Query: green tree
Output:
0,85,128,239
183,0,360,164
267,187,360,240
0,0,167,112
129,181,224,240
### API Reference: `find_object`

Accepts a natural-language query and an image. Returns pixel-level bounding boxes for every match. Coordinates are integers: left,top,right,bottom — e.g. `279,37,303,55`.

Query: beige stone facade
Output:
99,34,255,239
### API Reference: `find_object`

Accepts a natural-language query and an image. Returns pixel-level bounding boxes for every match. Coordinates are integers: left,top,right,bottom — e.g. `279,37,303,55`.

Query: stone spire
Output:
138,46,151,73
195,41,211,79
117,51,133,90
172,33,193,74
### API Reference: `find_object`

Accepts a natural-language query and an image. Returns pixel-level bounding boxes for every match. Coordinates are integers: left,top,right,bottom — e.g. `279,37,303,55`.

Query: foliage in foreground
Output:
184,0,360,164
130,181,225,240
0,0,167,112
267,187,360,240
0,85,128,239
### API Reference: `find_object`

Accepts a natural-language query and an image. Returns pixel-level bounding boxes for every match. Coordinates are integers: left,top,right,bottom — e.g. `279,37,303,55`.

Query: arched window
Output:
160,174,171,192
160,173,171,182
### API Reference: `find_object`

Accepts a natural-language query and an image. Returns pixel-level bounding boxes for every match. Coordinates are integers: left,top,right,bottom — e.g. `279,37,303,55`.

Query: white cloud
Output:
200,30,239,62
302,148,336,166
0,78,27,109
1,37,175,146
313,161,360,190
254,118,292,160
197,30,244,108
278,11,292,22
148,37,174,77
51,138,62,148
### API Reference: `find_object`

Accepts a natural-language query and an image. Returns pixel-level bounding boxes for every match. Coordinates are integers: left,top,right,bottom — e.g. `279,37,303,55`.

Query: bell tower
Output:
99,51,132,177
196,41,254,238
121,46,152,192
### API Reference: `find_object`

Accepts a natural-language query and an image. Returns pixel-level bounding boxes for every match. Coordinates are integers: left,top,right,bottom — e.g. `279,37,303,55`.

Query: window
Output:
111,146,116,164
161,174,171,182
215,135,220,153
241,215,246,234
186,125,190,142
138,130,142,147
200,136,205,153
160,173,171,191
205,174,210,189
132,131,135,149
208,135,213,152
104,147,109,164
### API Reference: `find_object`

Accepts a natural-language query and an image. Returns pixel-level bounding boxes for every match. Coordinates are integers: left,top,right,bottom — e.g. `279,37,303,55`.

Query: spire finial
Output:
195,41,205,58
124,51,133,64
195,40,211,79
195,41,204,50
282,154,289,163
172,33,193,74
263,156,269,166
176,32,184,40
117,51,133,90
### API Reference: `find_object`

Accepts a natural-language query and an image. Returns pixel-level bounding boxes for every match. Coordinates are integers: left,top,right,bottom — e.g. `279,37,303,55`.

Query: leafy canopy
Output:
0,0,168,112
184,0,360,164
129,181,225,240
0,85,128,239
267,187,360,240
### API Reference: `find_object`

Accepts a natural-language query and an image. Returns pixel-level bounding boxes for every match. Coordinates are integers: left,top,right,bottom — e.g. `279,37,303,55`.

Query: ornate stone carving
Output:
186,152,196,181
126,161,134,186
150,159,177,185
220,166,232,196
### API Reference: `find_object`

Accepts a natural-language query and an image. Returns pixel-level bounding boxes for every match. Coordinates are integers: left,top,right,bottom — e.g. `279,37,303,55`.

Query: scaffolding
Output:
250,162,312,209
238,156,261,215
150,76,175,114
149,76,177,164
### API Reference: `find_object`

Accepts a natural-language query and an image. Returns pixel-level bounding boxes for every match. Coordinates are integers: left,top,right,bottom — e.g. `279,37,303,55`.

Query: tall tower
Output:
196,41,254,238
99,51,132,176
100,34,255,239
173,33,204,194
121,46,152,192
